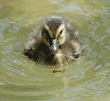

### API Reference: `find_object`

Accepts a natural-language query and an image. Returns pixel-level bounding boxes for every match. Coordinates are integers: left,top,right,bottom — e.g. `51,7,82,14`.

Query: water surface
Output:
0,0,110,100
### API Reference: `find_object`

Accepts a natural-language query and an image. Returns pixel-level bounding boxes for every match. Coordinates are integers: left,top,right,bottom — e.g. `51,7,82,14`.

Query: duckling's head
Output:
42,16,67,53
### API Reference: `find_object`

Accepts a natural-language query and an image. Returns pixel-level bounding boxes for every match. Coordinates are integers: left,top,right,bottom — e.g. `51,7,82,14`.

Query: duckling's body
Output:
23,16,84,66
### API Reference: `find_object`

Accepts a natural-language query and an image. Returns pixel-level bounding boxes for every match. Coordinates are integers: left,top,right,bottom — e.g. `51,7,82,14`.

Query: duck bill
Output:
49,39,59,53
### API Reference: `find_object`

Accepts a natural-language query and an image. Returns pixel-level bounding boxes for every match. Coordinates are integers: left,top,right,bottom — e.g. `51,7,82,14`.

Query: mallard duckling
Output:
23,16,84,66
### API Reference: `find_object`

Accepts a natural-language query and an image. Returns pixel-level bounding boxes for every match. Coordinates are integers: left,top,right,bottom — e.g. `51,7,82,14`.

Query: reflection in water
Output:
0,0,110,100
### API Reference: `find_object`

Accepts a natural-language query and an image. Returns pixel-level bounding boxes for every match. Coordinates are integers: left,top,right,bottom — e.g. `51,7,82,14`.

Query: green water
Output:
0,0,110,100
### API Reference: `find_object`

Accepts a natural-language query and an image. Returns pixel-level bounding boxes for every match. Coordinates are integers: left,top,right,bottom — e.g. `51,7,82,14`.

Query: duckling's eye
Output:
57,29,63,39
60,29,63,35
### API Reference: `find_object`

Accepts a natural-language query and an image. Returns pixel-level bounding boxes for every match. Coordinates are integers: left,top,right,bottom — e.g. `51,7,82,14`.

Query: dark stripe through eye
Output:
42,28,52,43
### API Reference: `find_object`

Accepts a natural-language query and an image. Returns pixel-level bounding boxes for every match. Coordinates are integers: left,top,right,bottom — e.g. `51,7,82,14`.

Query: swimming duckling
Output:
23,16,84,66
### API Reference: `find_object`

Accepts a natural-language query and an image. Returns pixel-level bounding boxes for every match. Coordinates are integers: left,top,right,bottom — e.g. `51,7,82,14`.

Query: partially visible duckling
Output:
23,15,84,66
